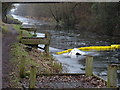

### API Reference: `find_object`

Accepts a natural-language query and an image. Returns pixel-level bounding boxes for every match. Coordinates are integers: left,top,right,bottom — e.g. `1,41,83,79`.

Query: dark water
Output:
11,14,120,86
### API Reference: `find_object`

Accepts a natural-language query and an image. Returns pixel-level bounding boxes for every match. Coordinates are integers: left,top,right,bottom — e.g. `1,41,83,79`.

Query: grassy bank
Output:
7,15,22,24
9,23,62,87
1,21,9,34
13,24,32,37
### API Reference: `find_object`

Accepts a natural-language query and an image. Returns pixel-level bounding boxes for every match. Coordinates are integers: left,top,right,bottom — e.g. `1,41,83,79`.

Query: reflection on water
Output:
12,14,120,85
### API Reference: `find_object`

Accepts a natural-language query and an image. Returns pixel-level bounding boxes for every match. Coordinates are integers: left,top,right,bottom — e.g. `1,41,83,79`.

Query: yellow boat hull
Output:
56,45,120,55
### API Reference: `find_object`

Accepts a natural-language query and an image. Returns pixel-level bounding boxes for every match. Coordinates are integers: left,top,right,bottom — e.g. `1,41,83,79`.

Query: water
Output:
36,26,120,81
11,14,48,25
11,14,120,85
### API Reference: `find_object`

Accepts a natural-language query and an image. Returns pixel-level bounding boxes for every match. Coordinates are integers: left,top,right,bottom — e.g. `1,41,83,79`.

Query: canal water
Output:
11,14,120,86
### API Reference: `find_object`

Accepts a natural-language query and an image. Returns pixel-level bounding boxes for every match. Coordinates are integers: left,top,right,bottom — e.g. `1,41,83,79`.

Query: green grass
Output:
2,25,8,33
10,42,62,77
1,22,9,34
10,43,39,87
10,43,38,65
7,15,22,24
13,24,32,36
12,24,63,74
13,24,32,40
10,23,62,87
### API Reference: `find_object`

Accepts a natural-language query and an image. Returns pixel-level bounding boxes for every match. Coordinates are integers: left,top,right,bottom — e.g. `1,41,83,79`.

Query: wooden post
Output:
20,31,22,43
29,66,37,88
34,28,37,34
117,65,120,69
44,44,49,54
44,32,50,54
20,55,25,78
107,64,117,87
33,28,37,37
85,56,93,76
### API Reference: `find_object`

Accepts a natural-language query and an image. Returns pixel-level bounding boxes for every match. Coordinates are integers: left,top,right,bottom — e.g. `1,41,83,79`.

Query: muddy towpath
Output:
2,24,18,88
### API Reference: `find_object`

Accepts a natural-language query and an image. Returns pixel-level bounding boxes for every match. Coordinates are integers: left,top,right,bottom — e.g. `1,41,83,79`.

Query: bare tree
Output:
2,2,13,22
48,2,78,27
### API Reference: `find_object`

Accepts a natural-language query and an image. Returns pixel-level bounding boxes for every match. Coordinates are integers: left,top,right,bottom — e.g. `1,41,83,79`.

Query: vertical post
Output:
33,28,37,37
20,55,25,78
107,64,117,87
34,28,37,34
44,32,50,54
85,56,93,76
29,66,36,88
44,44,49,54
20,31,22,43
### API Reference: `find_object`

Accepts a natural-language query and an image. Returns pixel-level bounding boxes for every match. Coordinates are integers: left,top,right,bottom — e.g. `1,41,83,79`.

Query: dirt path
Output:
2,24,18,88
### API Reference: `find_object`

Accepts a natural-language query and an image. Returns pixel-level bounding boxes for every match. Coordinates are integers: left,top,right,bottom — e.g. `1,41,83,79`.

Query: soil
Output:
2,24,18,88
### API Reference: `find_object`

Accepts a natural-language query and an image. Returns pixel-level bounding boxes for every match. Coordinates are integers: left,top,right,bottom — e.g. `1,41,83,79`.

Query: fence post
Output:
29,66,37,88
20,55,25,78
117,65,120,69
85,56,93,76
33,28,37,37
107,64,117,87
20,31,22,43
44,32,50,54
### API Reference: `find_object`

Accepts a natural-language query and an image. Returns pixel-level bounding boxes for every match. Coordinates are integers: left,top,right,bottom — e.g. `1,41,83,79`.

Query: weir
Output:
19,28,50,54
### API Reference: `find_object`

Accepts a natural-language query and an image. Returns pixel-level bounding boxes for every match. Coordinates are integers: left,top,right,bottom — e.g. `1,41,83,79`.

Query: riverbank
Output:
3,14,120,88
2,17,62,88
